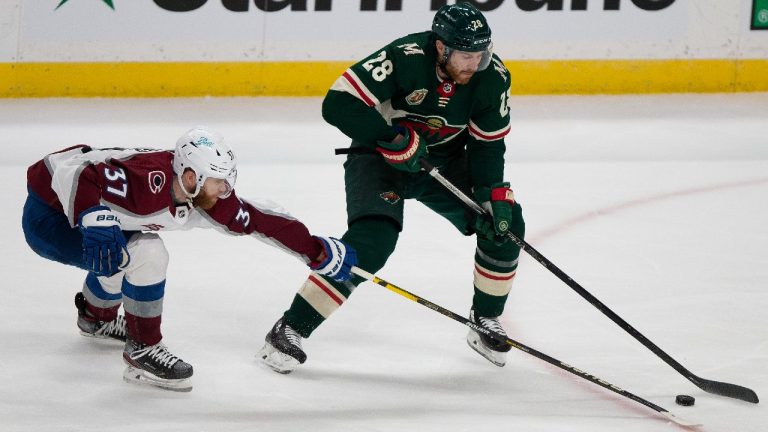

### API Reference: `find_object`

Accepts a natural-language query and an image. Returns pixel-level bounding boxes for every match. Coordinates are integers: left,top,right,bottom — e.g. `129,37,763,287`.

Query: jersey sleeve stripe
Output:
468,121,511,142
67,163,91,226
333,69,380,107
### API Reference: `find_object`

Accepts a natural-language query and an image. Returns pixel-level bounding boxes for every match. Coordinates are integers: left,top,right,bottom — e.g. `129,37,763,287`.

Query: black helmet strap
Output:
435,41,452,77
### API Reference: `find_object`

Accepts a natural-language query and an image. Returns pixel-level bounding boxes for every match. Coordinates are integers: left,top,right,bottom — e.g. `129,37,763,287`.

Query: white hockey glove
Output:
310,236,358,282
78,205,130,277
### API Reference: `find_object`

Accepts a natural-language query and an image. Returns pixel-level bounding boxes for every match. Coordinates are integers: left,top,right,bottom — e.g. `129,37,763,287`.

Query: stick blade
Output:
660,411,702,428
697,379,759,403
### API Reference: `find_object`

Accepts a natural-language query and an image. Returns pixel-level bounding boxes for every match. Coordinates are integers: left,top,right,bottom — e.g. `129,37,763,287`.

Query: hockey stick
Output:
350,266,700,427
418,158,759,404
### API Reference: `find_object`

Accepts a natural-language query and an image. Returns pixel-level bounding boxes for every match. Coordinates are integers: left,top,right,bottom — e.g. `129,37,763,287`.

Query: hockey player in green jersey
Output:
259,2,524,373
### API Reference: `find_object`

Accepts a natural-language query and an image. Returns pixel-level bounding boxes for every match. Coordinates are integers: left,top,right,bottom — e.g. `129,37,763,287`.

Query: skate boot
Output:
122,338,193,392
258,318,306,374
466,309,512,367
75,292,127,342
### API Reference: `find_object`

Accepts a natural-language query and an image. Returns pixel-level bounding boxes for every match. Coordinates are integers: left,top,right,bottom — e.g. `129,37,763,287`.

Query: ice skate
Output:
466,309,512,367
75,292,127,343
258,318,306,374
122,338,193,392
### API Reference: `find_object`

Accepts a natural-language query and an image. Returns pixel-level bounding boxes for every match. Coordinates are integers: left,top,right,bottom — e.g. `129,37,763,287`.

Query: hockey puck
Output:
675,395,695,406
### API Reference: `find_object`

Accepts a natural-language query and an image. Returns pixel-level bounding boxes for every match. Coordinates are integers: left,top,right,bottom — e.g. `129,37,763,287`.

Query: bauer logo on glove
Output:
95,213,120,223
78,205,130,277
310,236,358,282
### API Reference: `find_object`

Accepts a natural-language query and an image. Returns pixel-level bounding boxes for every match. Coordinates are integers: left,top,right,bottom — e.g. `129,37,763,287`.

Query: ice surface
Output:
1,94,766,431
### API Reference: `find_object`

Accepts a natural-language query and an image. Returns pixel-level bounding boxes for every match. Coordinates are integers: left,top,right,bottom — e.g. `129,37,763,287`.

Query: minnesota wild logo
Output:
397,116,463,143
56,0,115,10
379,191,401,205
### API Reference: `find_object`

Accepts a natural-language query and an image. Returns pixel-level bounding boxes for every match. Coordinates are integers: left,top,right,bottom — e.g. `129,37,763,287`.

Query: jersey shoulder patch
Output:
332,32,433,107
101,151,175,212
395,42,425,56
388,32,432,61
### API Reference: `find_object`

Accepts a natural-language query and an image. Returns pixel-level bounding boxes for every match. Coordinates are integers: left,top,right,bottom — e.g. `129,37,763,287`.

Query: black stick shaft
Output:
351,267,699,427
418,158,758,404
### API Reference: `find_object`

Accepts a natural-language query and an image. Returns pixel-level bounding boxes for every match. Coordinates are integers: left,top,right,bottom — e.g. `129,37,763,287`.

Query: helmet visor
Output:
200,167,237,200
218,168,237,199
478,42,493,71
446,42,493,73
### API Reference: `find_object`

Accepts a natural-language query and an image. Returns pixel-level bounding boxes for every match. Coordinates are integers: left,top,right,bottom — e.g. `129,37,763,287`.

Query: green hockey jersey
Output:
324,31,512,188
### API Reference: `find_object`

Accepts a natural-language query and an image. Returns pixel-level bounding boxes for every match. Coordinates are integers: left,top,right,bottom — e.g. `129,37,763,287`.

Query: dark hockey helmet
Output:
432,2,493,70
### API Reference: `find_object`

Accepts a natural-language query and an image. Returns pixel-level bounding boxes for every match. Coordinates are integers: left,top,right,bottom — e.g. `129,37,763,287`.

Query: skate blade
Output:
466,330,507,367
258,343,300,374
122,365,192,392
78,330,126,344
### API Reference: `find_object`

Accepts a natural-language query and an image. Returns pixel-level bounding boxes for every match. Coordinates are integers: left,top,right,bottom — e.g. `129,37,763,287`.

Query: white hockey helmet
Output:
173,127,237,199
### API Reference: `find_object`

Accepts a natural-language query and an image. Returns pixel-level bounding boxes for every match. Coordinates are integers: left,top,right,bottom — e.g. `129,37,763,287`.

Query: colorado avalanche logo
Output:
148,171,166,194
379,191,401,205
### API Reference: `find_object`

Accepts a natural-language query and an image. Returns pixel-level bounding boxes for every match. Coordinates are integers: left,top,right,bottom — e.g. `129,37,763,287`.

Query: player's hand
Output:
78,205,130,277
473,182,522,242
375,124,427,173
311,236,358,282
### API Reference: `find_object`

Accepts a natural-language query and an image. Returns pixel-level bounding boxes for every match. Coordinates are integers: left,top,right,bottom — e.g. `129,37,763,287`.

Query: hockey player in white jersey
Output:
22,127,357,391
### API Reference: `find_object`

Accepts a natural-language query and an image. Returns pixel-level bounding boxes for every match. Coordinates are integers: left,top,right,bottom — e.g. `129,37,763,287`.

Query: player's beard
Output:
443,60,476,85
192,192,218,210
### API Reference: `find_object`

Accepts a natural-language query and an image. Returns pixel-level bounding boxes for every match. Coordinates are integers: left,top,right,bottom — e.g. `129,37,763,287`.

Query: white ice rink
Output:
1,94,766,431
